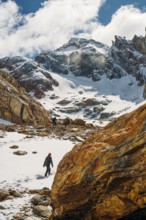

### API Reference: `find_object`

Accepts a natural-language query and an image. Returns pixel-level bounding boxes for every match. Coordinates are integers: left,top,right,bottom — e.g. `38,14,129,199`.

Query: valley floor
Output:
0,129,73,220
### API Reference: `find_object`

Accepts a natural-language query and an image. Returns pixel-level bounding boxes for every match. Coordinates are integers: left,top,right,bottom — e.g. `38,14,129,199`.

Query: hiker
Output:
43,153,53,177
52,116,57,127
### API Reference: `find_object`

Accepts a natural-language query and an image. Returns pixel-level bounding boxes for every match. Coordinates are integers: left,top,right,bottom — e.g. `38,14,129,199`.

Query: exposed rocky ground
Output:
0,187,52,220
0,116,99,220
1,102,144,220
0,117,99,144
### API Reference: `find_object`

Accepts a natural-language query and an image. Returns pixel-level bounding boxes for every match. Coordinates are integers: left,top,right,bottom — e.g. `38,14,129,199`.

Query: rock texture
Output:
110,35,146,86
0,56,59,98
8,187,52,220
0,71,50,126
0,35,146,102
51,103,146,220
35,36,146,89
0,35,145,123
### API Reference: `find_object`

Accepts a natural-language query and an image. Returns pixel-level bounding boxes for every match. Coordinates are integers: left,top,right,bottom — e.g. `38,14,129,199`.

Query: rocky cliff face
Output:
35,36,146,88
51,103,146,220
35,38,126,81
0,71,50,126
0,35,146,101
0,35,145,124
110,35,146,86
0,56,59,99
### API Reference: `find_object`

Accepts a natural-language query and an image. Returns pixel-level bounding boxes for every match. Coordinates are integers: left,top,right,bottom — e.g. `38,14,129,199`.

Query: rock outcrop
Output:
0,56,59,98
35,38,126,81
133,35,146,55
0,35,145,123
110,35,146,86
0,71,50,126
0,35,146,102
35,36,146,89
51,103,146,220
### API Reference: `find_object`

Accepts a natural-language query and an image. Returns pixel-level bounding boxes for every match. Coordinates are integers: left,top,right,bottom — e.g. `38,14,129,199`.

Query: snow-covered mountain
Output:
0,35,146,125
0,35,146,220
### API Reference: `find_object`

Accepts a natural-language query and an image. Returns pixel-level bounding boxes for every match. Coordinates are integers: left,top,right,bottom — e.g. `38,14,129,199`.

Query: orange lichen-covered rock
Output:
0,71,50,126
51,103,146,220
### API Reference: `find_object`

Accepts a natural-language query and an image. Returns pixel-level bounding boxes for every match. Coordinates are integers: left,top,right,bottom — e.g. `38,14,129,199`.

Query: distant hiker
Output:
52,116,57,127
43,153,53,177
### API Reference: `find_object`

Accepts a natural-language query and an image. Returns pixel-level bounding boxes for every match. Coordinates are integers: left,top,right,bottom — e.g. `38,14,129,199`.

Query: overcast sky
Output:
0,0,146,57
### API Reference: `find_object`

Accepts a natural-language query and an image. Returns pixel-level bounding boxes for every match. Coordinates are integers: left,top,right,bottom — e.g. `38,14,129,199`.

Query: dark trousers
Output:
45,166,51,177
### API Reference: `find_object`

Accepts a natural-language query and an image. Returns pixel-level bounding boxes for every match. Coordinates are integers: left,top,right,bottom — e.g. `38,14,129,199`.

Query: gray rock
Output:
10,145,19,149
13,150,28,156
83,108,92,117
59,106,81,113
93,106,105,113
31,195,51,206
100,112,115,119
33,205,52,218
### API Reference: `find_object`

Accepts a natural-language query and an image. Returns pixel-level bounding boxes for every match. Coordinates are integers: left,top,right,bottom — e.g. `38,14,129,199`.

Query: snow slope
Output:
0,131,73,219
38,71,145,126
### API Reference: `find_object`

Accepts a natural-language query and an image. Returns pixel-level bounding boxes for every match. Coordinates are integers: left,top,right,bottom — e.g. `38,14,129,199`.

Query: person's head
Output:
48,153,51,157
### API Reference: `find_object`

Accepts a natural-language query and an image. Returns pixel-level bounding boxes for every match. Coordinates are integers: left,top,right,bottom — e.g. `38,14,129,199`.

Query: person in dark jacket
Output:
52,116,57,127
43,153,53,177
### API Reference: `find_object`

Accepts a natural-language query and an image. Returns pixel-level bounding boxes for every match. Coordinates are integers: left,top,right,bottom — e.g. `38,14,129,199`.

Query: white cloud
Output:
90,5,146,45
0,1,146,57
0,0,104,57
0,0,21,37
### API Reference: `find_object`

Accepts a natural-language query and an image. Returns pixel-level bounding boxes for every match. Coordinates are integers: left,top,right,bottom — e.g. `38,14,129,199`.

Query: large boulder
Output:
0,71,51,126
51,103,146,220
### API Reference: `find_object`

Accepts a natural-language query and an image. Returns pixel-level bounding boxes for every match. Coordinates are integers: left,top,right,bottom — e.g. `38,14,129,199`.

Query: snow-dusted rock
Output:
0,57,59,97
59,106,81,113
0,35,146,126
35,37,127,81
111,35,146,85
